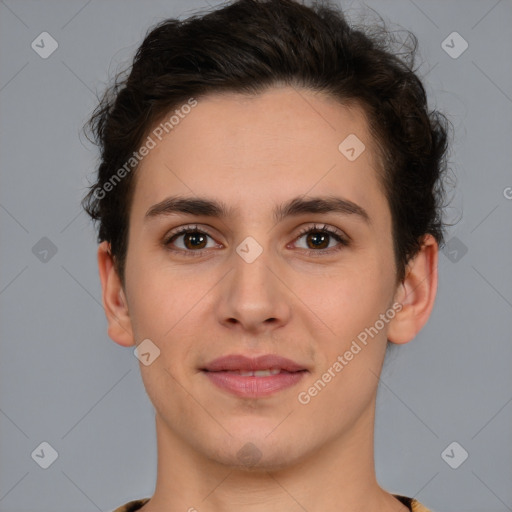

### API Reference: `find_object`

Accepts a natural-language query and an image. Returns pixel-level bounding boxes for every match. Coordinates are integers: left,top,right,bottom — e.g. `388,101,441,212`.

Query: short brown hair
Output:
82,0,451,284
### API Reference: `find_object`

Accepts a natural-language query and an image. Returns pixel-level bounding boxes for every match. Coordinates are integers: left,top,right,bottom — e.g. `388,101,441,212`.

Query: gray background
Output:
1,0,511,511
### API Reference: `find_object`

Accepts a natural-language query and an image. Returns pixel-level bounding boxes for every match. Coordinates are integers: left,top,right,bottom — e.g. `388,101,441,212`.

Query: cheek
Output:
295,260,393,345
125,239,195,316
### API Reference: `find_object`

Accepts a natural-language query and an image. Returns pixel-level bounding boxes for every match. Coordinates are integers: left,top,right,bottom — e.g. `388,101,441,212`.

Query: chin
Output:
204,430,308,472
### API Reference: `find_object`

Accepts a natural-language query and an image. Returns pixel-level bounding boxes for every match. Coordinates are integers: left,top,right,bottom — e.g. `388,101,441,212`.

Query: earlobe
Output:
387,234,438,345
97,241,135,347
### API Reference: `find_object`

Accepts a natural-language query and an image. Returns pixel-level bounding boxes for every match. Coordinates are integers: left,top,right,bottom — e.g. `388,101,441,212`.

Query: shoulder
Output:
110,497,151,512
411,498,435,512
112,496,435,512
393,494,435,512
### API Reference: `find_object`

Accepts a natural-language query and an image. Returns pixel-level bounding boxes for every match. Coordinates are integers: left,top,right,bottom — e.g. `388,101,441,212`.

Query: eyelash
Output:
163,223,349,258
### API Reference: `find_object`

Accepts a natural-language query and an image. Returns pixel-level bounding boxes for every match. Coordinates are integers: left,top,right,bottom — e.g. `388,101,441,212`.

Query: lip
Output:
201,354,308,398
203,354,306,372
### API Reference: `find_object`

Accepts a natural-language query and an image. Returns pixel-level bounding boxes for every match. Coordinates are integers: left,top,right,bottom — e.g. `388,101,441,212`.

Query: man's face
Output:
122,86,400,468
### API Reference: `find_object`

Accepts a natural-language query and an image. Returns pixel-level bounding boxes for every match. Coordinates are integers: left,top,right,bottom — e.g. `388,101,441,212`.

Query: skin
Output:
97,86,438,512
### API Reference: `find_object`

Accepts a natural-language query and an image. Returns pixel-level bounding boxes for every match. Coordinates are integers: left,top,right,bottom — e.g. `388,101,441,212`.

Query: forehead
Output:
130,86,387,223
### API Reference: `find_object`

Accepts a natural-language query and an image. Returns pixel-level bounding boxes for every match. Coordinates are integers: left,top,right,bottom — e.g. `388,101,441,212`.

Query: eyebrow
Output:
144,195,371,225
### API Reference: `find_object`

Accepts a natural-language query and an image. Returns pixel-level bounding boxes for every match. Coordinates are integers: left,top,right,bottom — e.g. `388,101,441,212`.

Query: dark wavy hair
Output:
82,0,451,286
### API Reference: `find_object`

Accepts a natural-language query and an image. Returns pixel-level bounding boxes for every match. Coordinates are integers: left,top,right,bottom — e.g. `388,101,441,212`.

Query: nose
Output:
215,242,292,334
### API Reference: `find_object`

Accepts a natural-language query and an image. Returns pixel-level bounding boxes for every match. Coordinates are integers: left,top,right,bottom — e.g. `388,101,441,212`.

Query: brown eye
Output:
164,226,219,254
293,225,349,254
304,231,330,249
181,232,208,250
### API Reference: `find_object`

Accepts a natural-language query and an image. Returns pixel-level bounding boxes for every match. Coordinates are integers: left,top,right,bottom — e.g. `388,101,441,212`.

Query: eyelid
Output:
293,223,349,243
289,223,349,255
163,224,219,246
162,223,349,255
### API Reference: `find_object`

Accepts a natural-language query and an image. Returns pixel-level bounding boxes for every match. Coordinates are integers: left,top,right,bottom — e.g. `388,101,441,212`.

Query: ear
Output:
97,241,135,347
387,234,438,344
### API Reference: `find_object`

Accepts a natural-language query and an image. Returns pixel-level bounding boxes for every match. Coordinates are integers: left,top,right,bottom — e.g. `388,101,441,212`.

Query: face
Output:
114,86,406,468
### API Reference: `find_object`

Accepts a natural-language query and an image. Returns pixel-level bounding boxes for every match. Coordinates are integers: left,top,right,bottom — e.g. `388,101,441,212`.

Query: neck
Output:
140,399,409,512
